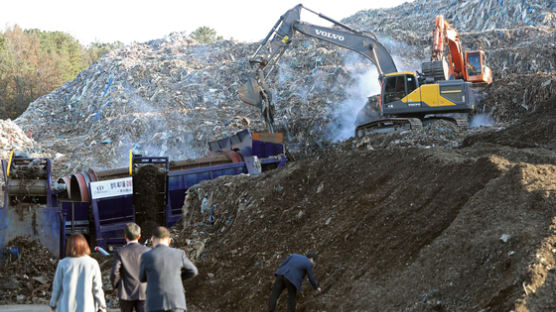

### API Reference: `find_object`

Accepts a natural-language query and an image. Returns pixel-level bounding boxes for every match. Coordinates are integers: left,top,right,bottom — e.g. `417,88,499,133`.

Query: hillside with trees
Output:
0,25,122,119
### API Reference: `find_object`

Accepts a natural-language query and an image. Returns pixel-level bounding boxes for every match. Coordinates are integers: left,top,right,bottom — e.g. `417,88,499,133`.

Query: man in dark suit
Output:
139,226,198,312
268,253,321,312
110,223,151,312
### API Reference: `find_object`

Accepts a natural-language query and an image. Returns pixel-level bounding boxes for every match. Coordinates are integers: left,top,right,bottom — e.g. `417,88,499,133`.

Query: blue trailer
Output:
1,130,287,255
62,129,287,250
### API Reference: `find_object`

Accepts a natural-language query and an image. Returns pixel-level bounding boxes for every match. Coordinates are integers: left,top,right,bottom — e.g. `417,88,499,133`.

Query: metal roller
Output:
93,167,129,180
57,176,72,199
92,152,240,179
70,173,90,202
7,179,49,196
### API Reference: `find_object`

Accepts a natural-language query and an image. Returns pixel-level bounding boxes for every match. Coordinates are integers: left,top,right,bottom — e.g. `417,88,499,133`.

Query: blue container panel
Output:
166,215,181,228
101,229,126,243
167,165,246,220
96,196,134,224
92,194,135,249
61,202,89,222
252,141,283,158
0,206,61,258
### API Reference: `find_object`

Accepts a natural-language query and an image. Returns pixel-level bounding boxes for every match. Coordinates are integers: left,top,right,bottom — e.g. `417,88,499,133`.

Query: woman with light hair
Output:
49,233,106,312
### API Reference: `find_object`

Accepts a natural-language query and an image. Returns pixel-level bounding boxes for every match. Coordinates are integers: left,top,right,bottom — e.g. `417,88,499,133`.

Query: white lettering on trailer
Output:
91,177,133,199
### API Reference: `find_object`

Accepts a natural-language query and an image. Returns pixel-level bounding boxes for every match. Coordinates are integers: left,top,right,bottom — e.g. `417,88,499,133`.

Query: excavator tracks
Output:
422,115,469,129
355,118,423,137
422,60,448,81
355,115,469,138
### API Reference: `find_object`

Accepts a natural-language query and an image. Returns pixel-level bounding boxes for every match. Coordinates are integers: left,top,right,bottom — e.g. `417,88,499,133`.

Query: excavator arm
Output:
424,15,492,83
260,4,397,76
239,4,397,132
432,15,465,78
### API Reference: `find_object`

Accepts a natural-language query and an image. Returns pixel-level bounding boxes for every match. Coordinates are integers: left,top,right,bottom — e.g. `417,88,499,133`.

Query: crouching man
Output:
268,253,321,312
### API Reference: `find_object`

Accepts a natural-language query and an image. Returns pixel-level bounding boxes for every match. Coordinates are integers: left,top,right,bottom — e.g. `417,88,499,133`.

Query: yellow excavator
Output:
239,4,487,137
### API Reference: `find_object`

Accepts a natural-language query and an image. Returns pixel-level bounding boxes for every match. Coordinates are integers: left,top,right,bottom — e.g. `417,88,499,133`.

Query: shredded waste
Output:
0,0,554,310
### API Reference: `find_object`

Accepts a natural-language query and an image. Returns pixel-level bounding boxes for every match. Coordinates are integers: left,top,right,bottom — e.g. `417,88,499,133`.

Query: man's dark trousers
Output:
119,299,146,312
268,274,297,312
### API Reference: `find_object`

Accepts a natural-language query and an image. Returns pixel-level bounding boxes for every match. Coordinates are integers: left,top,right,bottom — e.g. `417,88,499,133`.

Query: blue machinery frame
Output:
1,130,287,256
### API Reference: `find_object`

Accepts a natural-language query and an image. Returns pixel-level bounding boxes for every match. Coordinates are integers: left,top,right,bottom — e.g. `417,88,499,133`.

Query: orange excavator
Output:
422,15,493,84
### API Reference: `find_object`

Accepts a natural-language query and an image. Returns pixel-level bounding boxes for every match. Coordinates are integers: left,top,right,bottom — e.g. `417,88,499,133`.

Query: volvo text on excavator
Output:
239,4,479,137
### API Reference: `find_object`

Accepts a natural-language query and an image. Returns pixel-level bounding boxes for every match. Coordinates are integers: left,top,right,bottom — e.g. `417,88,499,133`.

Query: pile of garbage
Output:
476,72,556,123
345,0,555,75
0,119,43,161
0,237,57,304
0,236,120,307
12,32,357,173
9,0,555,176
15,35,260,173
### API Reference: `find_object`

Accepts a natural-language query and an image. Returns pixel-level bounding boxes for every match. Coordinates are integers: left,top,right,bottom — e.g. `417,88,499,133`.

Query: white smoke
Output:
470,113,495,127
326,53,380,142
113,86,203,168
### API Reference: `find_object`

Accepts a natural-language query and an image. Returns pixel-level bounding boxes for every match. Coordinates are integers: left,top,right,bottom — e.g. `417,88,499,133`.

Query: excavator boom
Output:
259,4,397,77
241,5,485,139
239,4,397,132
424,15,492,84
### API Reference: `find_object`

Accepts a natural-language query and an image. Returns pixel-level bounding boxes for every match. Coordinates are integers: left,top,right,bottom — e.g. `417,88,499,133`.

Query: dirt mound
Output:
172,141,555,311
476,72,555,123
464,95,556,150
0,237,57,304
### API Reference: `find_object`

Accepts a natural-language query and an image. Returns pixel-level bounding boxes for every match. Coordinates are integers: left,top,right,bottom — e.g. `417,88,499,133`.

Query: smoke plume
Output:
326,53,380,142
470,113,495,127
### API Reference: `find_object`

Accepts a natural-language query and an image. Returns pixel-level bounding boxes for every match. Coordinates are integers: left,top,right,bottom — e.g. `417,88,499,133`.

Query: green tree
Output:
0,25,122,119
85,41,124,64
191,26,223,44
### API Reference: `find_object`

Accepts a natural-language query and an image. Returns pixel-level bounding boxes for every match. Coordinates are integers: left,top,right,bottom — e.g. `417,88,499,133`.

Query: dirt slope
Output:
171,69,556,311
174,135,555,311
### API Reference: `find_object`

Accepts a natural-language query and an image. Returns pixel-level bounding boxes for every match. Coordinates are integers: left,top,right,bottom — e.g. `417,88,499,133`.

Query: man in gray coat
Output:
139,226,198,312
110,223,151,312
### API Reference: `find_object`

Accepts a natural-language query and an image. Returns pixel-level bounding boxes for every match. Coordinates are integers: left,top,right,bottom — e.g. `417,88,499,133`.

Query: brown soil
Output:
464,95,556,150
0,237,118,306
0,237,57,304
170,73,556,311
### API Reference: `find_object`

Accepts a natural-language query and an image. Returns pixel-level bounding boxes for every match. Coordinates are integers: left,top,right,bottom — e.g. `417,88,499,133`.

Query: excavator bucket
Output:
239,78,263,107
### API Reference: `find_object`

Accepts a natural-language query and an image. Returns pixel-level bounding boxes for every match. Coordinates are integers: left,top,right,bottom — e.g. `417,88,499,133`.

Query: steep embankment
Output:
175,134,555,311
175,69,555,311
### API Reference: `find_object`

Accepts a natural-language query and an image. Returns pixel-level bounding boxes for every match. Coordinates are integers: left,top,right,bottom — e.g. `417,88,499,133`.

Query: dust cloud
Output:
326,53,380,142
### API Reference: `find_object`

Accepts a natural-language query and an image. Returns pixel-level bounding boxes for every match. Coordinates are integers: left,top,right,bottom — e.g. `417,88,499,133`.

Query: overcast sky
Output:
1,0,412,45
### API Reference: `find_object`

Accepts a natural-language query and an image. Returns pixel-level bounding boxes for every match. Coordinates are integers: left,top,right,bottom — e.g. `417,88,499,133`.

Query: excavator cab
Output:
381,73,419,114
464,50,492,83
